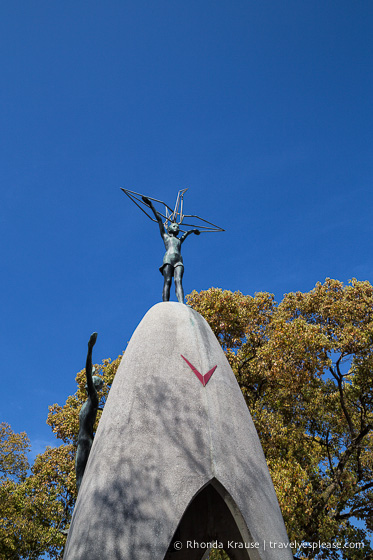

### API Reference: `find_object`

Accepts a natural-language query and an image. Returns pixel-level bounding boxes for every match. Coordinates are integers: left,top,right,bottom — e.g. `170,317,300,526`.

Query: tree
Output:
0,423,57,560
0,357,121,560
0,422,30,483
186,279,373,559
2,279,372,559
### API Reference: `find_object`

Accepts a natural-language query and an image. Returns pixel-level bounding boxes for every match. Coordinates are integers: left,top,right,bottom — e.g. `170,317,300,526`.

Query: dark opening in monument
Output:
164,479,255,560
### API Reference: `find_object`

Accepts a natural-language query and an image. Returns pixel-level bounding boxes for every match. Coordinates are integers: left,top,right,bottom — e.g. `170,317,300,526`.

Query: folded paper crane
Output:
121,187,224,233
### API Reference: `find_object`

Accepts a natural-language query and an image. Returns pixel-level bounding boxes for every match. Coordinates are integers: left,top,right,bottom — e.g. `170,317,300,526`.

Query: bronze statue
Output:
142,196,199,303
121,188,224,303
75,332,103,493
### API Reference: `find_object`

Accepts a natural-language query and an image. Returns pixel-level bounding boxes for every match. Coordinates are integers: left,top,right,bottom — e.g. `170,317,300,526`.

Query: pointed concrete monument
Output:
63,302,293,560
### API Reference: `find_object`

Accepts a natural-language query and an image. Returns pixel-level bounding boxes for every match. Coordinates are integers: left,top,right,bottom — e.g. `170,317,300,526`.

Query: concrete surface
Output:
63,302,293,560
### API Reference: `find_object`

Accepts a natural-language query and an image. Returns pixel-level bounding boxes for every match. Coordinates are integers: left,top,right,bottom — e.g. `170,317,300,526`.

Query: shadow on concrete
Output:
63,304,289,560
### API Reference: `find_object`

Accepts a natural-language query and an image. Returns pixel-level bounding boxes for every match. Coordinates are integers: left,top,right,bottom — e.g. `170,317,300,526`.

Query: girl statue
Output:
142,196,200,303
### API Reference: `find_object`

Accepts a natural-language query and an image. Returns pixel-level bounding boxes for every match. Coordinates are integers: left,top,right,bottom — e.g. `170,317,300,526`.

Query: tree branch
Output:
336,505,372,520
321,423,373,503
329,362,356,437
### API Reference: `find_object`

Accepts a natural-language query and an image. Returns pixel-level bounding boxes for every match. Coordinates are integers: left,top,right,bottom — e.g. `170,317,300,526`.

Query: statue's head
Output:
167,222,179,236
85,375,104,391
93,376,104,390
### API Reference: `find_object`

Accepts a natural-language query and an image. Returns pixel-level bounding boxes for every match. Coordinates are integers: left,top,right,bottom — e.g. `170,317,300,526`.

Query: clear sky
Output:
1,1,372,461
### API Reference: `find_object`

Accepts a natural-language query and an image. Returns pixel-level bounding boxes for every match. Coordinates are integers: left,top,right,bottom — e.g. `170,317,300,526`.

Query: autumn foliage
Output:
0,357,122,560
1,279,372,559
187,279,373,559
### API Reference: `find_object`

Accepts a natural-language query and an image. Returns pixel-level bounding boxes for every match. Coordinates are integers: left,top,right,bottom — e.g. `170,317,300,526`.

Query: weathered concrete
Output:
63,303,293,560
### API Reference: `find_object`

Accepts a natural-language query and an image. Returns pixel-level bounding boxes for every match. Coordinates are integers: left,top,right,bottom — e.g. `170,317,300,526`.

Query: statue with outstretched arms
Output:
121,187,224,303
142,196,200,303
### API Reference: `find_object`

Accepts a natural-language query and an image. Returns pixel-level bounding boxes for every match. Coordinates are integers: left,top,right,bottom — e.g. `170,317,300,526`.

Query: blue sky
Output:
1,1,372,468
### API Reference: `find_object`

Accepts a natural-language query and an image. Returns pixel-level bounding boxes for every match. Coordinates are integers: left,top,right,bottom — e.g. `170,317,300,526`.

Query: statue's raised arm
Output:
85,332,99,407
180,229,200,244
75,332,104,493
142,196,166,239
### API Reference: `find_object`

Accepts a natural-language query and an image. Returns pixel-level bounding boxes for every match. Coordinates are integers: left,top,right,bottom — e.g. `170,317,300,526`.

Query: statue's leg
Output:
162,265,173,302
174,266,184,304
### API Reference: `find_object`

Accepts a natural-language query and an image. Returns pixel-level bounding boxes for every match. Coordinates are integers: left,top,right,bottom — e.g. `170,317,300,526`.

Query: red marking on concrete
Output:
181,355,217,387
